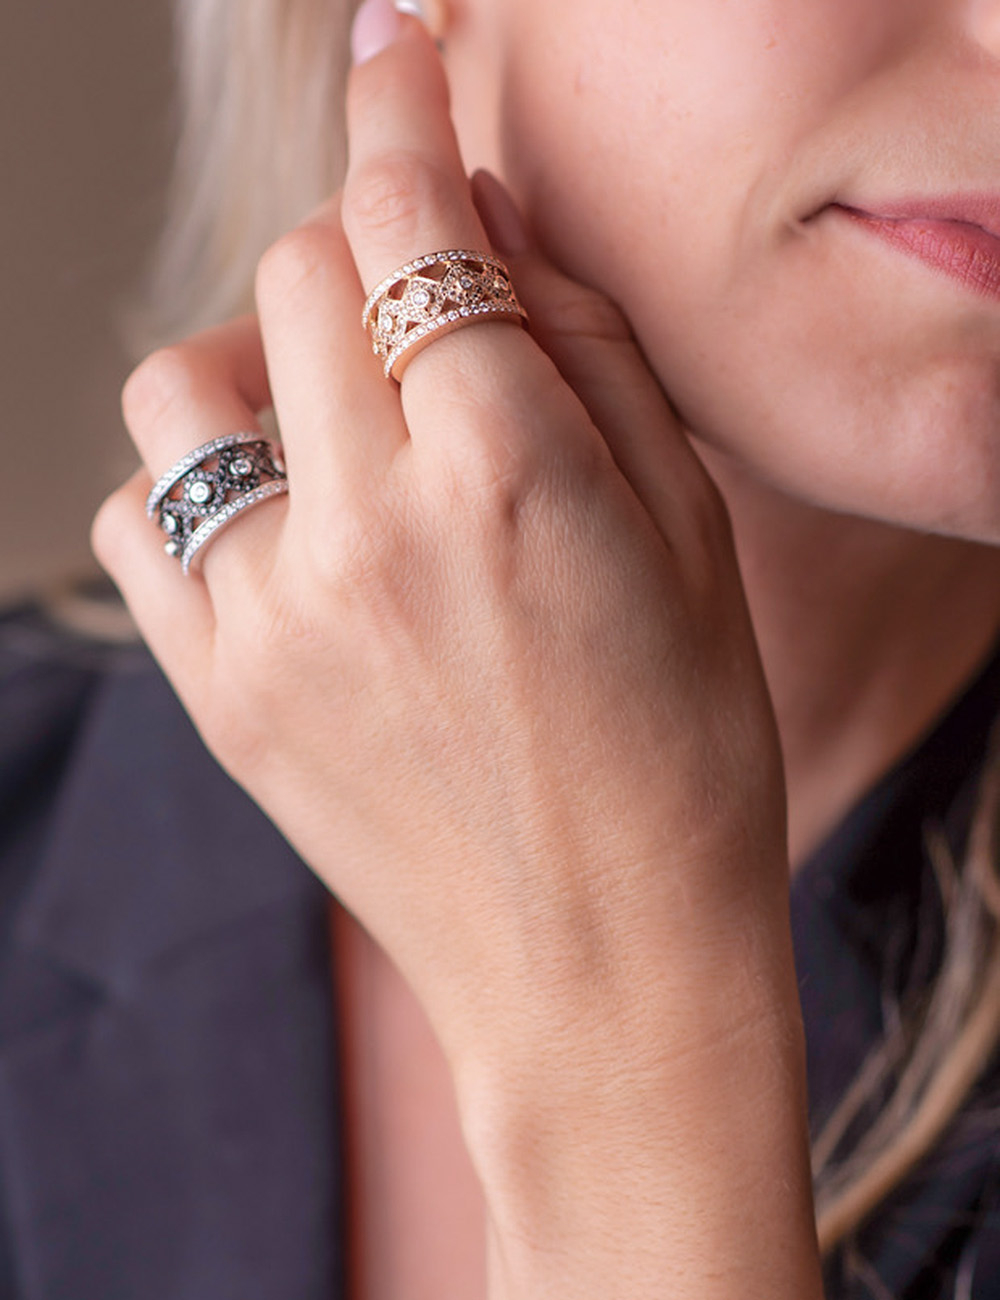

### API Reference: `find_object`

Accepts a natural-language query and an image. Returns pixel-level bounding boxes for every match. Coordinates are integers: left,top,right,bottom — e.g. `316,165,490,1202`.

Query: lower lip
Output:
832,204,1000,302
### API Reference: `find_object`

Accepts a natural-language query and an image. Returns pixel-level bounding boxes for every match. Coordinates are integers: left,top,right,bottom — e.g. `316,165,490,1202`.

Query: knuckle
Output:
303,501,401,596
297,516,357,592
343,152,455,244
254,224,332,305
203,604,302,766
121,344,204,432
448,394,601,513
435,435,545,545
450,434,535,508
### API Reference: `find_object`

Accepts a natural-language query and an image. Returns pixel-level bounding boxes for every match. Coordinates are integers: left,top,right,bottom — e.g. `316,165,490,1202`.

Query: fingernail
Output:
351,0,402,64
394,0,447,48
471,170,530,256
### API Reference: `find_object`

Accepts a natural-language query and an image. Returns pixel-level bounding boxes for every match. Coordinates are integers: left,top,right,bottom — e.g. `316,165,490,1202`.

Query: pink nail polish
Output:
351,0,403,64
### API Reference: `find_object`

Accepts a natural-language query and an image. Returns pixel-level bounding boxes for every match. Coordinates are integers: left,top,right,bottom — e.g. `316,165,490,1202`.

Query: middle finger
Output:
343,4,544,432
344,9,488,295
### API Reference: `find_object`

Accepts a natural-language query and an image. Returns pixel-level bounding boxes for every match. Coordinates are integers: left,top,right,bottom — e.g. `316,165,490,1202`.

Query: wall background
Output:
2,1,174,602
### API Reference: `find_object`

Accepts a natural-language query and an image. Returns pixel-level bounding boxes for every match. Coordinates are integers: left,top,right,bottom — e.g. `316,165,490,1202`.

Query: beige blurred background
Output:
2,0,174,602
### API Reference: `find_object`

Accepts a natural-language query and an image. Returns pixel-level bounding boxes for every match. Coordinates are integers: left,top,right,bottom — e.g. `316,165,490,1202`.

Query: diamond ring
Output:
362,249,528,382
145,433,288,575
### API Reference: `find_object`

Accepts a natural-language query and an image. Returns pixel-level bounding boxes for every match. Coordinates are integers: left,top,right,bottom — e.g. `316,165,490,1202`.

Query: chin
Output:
658,327,1000,550
681,367,1000,547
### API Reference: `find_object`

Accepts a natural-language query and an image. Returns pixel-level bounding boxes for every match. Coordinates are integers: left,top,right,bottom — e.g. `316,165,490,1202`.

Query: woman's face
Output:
452,0,1000,540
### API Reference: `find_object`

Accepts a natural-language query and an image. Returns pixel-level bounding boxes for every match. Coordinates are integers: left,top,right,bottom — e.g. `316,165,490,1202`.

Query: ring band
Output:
145,432,288,575
362,249,528,381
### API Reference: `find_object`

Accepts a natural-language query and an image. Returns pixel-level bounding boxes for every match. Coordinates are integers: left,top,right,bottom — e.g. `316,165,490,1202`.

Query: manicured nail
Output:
351,0,402,64
394,0,446,48
471,170,530,256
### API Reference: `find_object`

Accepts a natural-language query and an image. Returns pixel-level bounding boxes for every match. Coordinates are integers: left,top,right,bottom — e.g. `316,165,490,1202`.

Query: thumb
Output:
470,168,720,537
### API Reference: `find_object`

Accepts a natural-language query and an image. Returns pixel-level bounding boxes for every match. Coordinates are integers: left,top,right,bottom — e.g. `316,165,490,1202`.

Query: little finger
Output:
92,471,215,696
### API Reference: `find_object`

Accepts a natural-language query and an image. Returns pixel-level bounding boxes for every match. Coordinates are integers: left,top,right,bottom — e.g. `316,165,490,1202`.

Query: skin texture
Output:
461,0,1000,535
92,0,1000,1295
444,0,1000,862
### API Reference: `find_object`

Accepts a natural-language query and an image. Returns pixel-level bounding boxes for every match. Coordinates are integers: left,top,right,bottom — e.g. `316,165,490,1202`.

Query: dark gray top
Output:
1,602,999,1299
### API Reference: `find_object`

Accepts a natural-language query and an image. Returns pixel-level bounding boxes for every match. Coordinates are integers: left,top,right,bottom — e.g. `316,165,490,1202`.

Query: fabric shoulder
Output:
0,601,156,959
0,602,151,802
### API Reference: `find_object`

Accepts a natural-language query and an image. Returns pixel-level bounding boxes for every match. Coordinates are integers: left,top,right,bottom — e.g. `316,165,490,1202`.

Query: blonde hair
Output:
140,0,1000,1281
128,0,355,352
812,728,1000,1257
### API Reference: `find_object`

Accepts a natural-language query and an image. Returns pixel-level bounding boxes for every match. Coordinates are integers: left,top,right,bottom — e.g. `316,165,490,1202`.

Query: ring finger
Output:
118,313,287,592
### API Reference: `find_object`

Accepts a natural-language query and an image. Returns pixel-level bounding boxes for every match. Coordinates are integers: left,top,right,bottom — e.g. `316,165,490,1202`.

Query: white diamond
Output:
187,480,212,505
231,456,253,476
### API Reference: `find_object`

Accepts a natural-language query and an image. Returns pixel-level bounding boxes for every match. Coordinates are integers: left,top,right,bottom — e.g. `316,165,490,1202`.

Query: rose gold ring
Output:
362,249,528,382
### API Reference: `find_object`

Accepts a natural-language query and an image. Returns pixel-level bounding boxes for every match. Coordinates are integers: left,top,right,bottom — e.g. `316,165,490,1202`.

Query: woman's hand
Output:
94,10,822,1298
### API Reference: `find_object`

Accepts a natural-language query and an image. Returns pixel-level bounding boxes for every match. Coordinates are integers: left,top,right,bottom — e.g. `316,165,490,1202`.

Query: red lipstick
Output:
832,198,1000,302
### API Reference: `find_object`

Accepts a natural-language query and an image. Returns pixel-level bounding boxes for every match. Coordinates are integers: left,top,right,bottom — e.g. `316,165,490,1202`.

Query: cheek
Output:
662,229,1000,541
500,0,898,218
498,0,901,348
498,0,1000,540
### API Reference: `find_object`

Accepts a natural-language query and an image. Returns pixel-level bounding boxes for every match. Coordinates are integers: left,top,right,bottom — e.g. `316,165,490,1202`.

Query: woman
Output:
9,0,1000,1293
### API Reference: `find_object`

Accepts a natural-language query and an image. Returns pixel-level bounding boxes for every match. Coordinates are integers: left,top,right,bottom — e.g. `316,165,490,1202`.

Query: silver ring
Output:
145,432,288,575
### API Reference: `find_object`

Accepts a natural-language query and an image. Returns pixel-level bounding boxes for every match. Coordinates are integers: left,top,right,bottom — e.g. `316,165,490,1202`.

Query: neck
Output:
700,448,1000,871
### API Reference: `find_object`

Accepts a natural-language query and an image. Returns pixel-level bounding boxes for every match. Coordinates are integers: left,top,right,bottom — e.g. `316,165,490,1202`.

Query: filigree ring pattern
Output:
362,250,528,381
145,433,288,575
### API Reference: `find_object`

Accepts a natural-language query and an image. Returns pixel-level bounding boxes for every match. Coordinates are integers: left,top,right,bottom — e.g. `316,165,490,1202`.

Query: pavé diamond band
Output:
362,249,528,382
145,432,288,575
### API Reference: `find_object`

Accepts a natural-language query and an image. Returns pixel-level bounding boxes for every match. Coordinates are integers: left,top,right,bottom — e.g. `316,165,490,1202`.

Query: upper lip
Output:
834,195,1000,242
